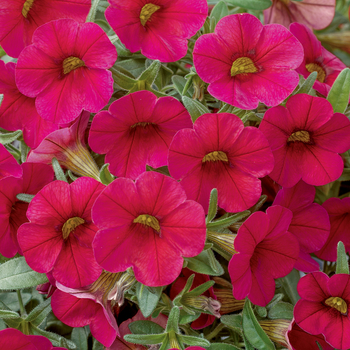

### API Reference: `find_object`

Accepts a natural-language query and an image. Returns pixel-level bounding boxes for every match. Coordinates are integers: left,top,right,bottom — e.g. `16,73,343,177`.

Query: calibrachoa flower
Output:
28,110,100,180
259,94,350,187
18,177,105,288
315,197,350,261
105,0,208,62
273,180,330,272
92,171,206,287
193,13,303,110
264,0,335,30
16,19,117,124
294,272,350,350
0,60,58,148
290,23,347,97
0,0,90,58
168,113,274,213
229,205,299,306
0,162,53,258
89,90,192,180
0,328,66,350
0,144,22,180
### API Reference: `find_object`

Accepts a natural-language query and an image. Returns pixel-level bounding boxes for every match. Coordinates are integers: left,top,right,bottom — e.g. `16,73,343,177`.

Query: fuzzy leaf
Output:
225,0,272,10
207,188,218,223
185,250,224,276
16,193,34,203
129,320,164,335
336,241,349,274
25,298,52,326
327,68,350,113
209,344,241,350
221,314,243,334
182,96,210,121
179,334,210,347
136,283,163,318
172,76,193,98
207,211,250,229
166,306,180,333
0,130,22,145
71,327,88,350
210,1,229,23
278,269,301,305
0,309,21,319
267,302,293,320
124,333,166,345
294,72,317,95
138,60,161,85
52,157,67,182
99,164,114,185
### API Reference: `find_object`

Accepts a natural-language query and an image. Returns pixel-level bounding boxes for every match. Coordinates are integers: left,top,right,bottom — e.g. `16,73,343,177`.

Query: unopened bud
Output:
181,295,221,318
259,319,291,348
207,231,237,257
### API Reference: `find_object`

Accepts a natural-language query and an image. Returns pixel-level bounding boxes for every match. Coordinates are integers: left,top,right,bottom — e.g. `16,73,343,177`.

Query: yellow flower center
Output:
231,57,258,77
22,0,34,18
306,63,326,83
325,296,348,315
202,151,228,163
133,214,160,232
287,130,311,143
140,3,161,26
62,57,85,75
62,217,85,240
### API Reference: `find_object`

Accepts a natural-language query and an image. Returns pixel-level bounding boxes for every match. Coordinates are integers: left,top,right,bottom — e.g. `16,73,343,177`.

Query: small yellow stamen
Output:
133,214,160,232
202,151,228,163
62,57,85,75
325,296,348,315
22,0,34,18
62,217,85,240
306,63,326,83
140,3,161,26
231,57,258,77
130,122,154,129
287,130,311,143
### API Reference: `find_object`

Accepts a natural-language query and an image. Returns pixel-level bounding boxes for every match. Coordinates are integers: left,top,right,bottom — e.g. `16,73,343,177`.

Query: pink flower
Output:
290,23,346,97
168,113,274,213
228,205,299,306
315,197,350,261
16,19,117,125
0,162,53,258
89,90,192,180
18,177,105,288
259,94,350,187
264,0,335,30
0,144,22,180
105,0,208,62
273,180,330,272
193,13,303,109
92,171,206,287
0,60,58,148
0,328,66,350
0,0,90,58
294,272,350,350
28,110,100,180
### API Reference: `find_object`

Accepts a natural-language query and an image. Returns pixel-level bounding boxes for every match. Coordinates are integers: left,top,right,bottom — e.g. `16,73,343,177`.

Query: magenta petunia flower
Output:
0,0,90,58
264,0,335,30
28,110,100,180
0,328,66,350
228,205,299,306
18,177,105,289
89,90,192,180
193,13,303,110
105,0,208,62
315,197,350,261
0,60,58,149
16,19,117,125
0,162,53,258
168,113,274,213
273,180,330,272
259,94,350,188
92,171,206,287
0,144,22,180
290,23,346,97
294,272,350,350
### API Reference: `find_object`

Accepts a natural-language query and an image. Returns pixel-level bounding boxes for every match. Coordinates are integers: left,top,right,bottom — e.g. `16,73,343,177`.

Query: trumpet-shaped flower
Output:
18,177,105,288
168,113,274,213
105,0,208,62
92,171,206,287
259,94,350,187
89,90,192,180
16,19,117,124
193,13,303,109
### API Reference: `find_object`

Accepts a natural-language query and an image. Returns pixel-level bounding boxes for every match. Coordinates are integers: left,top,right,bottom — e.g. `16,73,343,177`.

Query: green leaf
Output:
207,210,250,229
256,305,267,318
172,76,193,98
242,333,255,350
99,163,114,185
0,130,22,145
225,0,272,10
185,249,224,276
92,339,104,350
129,320,165,335
327,67,350,113
0,292,31,312
316,341,324,350
25,298,52,326
124,333,166,345
336,241,349,274
71,327,88,350
186,280,215,297
16,193,35,203
208,343,241,350
182,96,210,122
278,269,301,305
180,334,210,347
136,283,163,318
294,72,317,95
0,309,21,319
166,306,180,333
178,310,201,325
111,67,137,89
52,157,67,182
267,302,293,320
0,257,48,290
138,60,161,85
210,1,229,23
207,188,218,223
242,299,275,350
221,314,243,334
266,293,284,310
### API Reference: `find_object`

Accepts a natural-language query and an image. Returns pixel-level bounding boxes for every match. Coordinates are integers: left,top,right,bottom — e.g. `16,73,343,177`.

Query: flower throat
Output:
22,0,34,18
140,3,161,26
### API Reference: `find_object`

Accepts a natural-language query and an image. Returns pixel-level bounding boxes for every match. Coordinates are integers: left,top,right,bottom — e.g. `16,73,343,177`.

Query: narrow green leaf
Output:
185,250,224,276
67,170,79,181
316,341,324,350
210,1,229,23
166,306,180,333
242,333,255,350
207,188,218,223
178,310,201,325
0,130,22,145
111,67,137,90
92,339,104,350
172,76,193,98
221,314,243,334
242,299,275,350
267,301,294,320
25,298,52,326
124,333,166,345
138,60,161,85
129,320,164,335
278,269,301,305
16,193,34,203
180,334,210,347
52,157,67,182
209,344,241,350
0,292,31,312
71,327,88,350
182,96,210,122
294,71,317,95
327,68,350,113
136,283,163,318
225,0,272,10
207,210,250,229
256,305,267,318
174,274,195,300
336,241,349,274
186,280,215,297
99,163,114,185
0,257,48,290
0,309,21,319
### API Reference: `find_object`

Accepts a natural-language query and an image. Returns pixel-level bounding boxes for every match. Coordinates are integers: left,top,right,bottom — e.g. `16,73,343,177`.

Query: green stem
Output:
17,290,26,316
173,61,189,74
86,0,101,22
206,323,224,341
